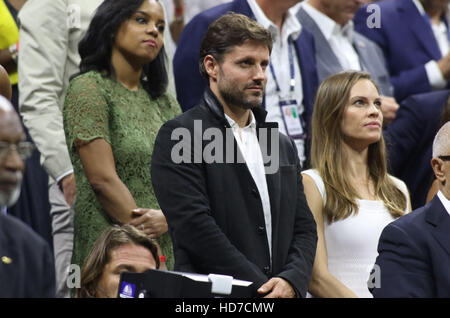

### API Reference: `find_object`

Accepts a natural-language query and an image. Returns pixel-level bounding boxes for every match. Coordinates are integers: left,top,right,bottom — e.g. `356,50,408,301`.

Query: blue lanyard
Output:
269,36,296,94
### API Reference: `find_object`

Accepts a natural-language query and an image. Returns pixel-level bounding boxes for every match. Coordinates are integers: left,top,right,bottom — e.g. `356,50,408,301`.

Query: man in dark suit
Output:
0,95,55,297
354,0,450,102
152,13,317,298
173,0,318,168
369,122,450,298
384,90,450,209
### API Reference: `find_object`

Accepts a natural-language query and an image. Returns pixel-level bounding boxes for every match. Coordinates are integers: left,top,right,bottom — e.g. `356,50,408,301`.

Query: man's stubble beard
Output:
218,72,264,110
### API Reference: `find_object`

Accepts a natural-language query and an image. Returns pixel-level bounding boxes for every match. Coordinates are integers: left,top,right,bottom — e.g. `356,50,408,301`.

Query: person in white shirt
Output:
370,121,450,298
298,0,400,125
354,0,450,101
160,0,230,45
302,71,410,298
173,0,319,169
413,0,450,90
152,13,317,298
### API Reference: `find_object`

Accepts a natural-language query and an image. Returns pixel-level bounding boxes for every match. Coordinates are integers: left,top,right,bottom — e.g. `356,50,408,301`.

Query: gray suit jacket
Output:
297,7,393,96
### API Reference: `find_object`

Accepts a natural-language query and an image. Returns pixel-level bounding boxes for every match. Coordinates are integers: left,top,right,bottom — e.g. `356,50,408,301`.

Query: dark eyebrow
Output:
135,11,165,24
237,56,254,61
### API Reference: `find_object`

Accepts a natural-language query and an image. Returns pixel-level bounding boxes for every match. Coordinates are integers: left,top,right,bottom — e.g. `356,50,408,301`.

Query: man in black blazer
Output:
151,13,317,298
0,95,55,297
370,122,450,298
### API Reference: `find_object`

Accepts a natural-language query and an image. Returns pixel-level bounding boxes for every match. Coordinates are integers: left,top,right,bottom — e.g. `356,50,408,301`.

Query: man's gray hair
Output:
432,121,450,158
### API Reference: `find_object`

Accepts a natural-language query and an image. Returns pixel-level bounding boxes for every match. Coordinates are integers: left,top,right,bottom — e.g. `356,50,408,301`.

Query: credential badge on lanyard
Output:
269,36,306,140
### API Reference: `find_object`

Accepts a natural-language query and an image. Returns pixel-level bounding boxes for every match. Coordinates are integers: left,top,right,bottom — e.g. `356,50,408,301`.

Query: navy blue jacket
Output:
173,0,319,137
384,90,449,209
355,0,449,101
371,196,450,297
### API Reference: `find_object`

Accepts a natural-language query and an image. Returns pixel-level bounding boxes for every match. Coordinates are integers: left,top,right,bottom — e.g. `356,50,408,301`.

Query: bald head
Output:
431,121,450,198
432,121,450,159
0,95,20,127
0,65,12,101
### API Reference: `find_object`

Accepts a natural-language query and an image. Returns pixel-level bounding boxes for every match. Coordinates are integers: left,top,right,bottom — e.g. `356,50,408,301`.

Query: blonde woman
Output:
302,71,411,298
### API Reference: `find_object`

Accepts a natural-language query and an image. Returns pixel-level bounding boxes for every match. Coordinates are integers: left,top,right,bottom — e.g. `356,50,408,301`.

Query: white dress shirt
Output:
413,0,449,89
303,1,361,71
247,0,306,166
160,0,230,24
224,112,273,260
437,190,450,216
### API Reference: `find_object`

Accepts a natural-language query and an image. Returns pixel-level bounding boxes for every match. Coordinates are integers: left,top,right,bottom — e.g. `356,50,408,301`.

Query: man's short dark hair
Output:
199,12,273,78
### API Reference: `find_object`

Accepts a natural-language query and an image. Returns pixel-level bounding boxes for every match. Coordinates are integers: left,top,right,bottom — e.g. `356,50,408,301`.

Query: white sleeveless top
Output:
302,169,410,298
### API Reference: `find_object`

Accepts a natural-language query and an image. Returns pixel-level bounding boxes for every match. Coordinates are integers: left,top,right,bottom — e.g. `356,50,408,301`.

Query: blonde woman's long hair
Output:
310,71,407,223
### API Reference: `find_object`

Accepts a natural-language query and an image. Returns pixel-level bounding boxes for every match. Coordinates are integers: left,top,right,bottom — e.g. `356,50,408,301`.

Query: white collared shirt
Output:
437,190,450,216
303,1,361,71
412,0,449,89
247,0,306,166
224,112,273,260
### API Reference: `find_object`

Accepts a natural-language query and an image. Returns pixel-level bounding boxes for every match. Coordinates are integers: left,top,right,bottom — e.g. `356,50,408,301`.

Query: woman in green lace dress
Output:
63,0,180,271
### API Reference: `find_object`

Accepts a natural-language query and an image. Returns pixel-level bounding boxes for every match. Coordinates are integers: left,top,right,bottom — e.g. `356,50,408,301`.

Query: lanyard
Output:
269,36,306,141
269,36,296,94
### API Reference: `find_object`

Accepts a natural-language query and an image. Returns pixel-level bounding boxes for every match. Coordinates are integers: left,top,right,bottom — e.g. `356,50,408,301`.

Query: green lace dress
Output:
63,71,180,270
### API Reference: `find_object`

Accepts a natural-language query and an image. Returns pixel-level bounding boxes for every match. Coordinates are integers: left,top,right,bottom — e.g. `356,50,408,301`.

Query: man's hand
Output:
257,277,295,298
60,173,76,206
437,52,450,80
128,208,168,239
380,96,399,126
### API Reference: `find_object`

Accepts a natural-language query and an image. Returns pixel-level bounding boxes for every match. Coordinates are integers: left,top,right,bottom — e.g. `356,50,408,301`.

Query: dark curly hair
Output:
76,0,167,98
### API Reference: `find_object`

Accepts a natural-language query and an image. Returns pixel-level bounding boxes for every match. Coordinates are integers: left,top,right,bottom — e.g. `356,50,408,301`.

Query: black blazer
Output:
371,196,450,297
0,213,55,297
151,89,317,297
